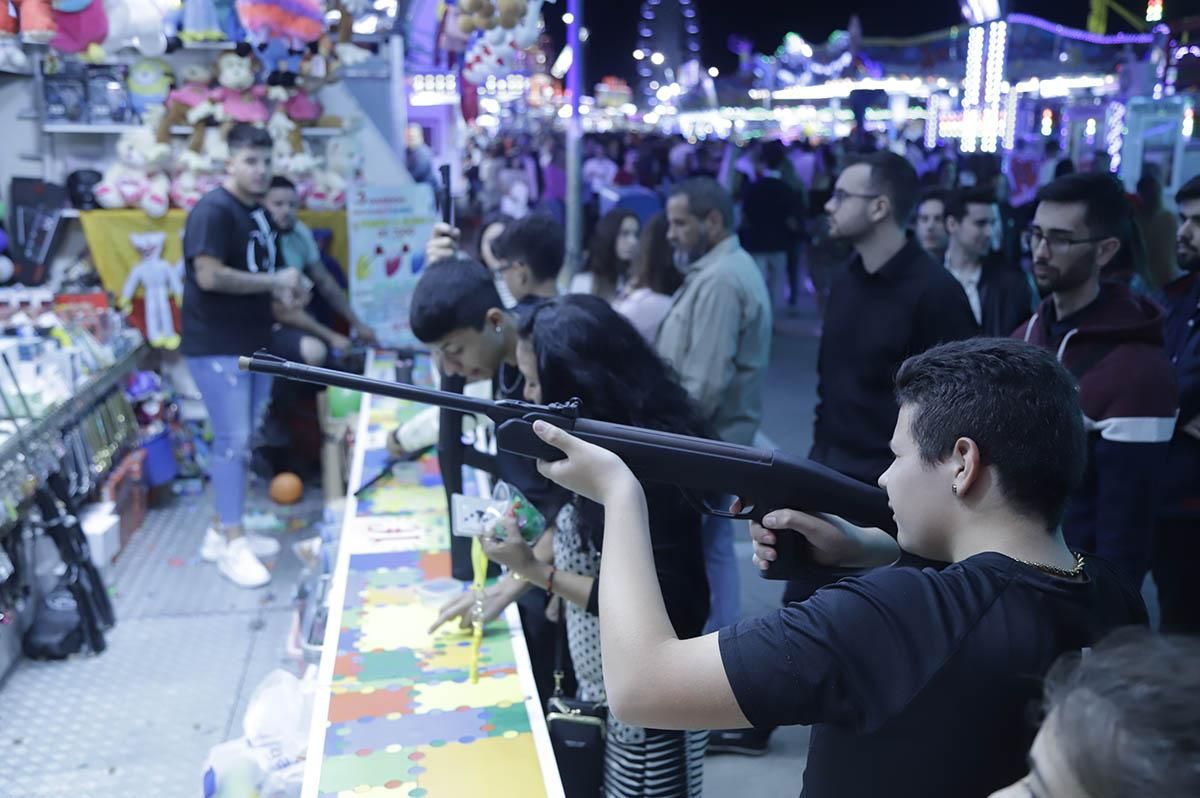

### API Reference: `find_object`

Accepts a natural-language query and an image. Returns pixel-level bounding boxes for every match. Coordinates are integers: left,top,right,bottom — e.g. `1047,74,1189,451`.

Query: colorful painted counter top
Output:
302,352,562,798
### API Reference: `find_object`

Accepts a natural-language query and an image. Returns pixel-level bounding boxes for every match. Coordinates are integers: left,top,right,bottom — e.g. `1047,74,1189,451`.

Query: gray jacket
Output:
656,235,773,445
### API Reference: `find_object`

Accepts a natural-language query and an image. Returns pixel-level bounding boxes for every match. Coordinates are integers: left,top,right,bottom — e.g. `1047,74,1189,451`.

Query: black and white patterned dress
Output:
554,502,707,798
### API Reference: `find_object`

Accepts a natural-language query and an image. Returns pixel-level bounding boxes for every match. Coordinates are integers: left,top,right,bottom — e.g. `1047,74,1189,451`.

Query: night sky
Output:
536,0,1175,88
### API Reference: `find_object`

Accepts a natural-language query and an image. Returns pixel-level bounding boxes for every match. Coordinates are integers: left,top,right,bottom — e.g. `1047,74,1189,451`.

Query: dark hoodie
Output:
1156,271,1200,518
1014,281,1178,589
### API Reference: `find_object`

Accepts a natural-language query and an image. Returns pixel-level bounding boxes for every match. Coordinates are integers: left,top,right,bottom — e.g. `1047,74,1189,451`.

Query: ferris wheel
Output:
633,0,702,102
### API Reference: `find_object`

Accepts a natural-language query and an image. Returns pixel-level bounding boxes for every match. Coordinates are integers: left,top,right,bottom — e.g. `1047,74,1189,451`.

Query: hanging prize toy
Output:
469,535,488,683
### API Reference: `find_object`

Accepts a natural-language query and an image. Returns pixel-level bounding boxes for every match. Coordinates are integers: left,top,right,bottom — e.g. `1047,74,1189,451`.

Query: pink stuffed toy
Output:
214,48,268,126
50,0,107,53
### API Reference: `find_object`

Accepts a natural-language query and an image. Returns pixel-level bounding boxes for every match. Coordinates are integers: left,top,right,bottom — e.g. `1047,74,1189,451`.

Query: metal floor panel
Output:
0,489,319,798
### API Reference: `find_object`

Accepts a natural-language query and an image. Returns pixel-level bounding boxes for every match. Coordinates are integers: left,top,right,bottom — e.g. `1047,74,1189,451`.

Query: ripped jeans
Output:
187,356,273,528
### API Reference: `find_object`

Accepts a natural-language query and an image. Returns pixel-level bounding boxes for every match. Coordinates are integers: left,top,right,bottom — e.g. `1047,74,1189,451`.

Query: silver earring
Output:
952,484,959,496
495,325,503,334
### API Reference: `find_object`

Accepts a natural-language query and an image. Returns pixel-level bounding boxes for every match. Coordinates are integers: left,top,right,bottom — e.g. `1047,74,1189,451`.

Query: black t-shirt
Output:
812,239,978,483
718,552,1147,798
181,186,278,357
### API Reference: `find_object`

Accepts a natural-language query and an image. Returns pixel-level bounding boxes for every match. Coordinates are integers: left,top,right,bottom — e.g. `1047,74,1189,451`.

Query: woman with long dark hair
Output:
613,212,682,342
571,208,641,301
479,294,710,797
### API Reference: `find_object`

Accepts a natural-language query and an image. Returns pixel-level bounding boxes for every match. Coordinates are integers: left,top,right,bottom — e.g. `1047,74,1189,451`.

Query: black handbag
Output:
545,613,606,798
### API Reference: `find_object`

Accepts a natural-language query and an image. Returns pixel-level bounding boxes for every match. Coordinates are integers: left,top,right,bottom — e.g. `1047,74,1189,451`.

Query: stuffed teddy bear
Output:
121,231,183,349
1,0,56,45
95,119,172,218
306,135,357,211
51,0,107,53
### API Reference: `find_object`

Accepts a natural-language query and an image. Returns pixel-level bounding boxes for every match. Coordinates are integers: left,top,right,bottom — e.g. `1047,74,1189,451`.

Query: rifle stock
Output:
239,352,896,580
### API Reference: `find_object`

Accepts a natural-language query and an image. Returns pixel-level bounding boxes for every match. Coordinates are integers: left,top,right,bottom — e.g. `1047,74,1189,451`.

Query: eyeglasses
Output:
1021,228,1108,256
830,188,881,205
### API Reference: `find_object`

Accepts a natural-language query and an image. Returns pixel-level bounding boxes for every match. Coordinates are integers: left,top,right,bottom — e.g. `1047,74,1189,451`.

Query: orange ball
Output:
269,472,304,505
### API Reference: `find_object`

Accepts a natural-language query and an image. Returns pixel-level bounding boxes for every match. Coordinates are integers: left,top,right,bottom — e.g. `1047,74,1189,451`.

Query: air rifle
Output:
239,352,896,580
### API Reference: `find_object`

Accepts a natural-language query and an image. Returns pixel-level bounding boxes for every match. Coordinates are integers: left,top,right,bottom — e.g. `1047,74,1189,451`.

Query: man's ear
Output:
1095,237,1122,269
705,209,725,237
484,307,506,330
945,216,959,235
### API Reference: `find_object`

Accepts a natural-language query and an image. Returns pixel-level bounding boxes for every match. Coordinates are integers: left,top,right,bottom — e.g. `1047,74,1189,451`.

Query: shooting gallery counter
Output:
301,350,563,798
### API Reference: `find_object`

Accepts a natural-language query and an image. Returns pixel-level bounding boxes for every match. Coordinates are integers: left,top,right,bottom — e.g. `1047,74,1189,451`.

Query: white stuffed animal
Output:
95,0,179,57
121,231,183,349
95,125,172,218
306,135,357,211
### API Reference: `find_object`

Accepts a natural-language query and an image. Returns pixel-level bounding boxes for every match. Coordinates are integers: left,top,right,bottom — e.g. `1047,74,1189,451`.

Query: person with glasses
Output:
1015,173,1177,593
709,152,977,757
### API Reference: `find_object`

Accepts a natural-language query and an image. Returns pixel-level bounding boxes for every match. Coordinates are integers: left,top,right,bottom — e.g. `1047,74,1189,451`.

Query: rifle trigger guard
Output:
677,489,760,522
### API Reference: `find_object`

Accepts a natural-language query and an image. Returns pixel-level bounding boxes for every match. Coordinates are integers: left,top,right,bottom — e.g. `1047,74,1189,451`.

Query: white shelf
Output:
59,208,80,218
43,122,137,134
45,123,344,137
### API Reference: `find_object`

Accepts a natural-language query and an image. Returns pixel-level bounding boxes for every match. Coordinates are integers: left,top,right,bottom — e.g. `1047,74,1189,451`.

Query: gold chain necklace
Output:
1014,551,1085,579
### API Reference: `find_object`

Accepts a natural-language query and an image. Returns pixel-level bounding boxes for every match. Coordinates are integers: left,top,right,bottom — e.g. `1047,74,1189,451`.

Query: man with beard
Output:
657,177,773,635
1150,175,1200,633
710,153,977,757
1015,173,1178,592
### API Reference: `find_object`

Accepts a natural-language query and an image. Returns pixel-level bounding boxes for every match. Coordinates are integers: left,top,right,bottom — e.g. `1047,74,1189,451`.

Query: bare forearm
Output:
598,481,678,697
523,560,594,611
306,260,359,323
272,303,336,342
196,259,277,295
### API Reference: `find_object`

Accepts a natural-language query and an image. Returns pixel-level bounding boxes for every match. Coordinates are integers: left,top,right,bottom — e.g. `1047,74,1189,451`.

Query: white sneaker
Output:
217,537,272,589
201,528,281,562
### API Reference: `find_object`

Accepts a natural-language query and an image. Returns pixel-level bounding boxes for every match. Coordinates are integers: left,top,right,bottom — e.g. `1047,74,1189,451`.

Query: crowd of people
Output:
176,119,1199,796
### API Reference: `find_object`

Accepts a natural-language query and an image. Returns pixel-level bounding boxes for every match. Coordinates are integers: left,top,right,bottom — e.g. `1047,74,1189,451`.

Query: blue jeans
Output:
187,356,273,528
702,497,741,633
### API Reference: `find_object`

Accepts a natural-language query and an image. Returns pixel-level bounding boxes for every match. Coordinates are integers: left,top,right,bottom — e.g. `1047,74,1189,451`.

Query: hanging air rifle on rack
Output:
239,352,897,580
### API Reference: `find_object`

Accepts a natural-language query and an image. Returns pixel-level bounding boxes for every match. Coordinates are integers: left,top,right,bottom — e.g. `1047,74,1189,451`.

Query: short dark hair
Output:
492,212,565,283
916,188,947,213
1175,174,1200,206
1036,172,1130,238
669,177,736,230
944,186,996,224
1041,627,1200,798
894,338,1086,530
226,122,272,152
409,255,503,343
852,151,921,225
761,139,787,171
269,176,296,192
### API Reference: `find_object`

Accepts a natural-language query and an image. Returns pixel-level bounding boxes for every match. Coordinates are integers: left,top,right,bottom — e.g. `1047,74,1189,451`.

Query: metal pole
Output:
389,33,411,179
564,0,584,276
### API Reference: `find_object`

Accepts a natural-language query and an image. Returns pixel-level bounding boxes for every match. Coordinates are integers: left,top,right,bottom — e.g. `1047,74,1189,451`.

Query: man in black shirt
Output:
528,338,1147,798
813,152,978,486
182,123,309,589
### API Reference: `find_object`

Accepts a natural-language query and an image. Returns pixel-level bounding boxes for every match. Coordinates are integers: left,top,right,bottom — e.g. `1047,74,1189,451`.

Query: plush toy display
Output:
95,0,177,57
121,230,183,349
306,134,357,211
95,118,172,218
127,57,174,117
155,61,214,144
180,0,225,42
1,0,57,45
50,0,108,53
212,46,269,129
236,0,324,50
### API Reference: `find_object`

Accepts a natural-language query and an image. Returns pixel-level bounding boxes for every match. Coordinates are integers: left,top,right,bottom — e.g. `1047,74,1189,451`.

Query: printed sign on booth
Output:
347,183,437,350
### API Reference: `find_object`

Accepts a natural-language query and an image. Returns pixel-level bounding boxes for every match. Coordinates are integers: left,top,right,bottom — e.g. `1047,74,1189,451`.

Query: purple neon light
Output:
1007,14,1154,45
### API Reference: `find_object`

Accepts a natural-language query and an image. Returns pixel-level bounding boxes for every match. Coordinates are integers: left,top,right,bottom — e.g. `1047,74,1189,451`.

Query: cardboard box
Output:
79,501,120,577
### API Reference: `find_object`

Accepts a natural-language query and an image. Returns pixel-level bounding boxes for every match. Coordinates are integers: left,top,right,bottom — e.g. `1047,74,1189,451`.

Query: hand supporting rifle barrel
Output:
238,351,897,580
